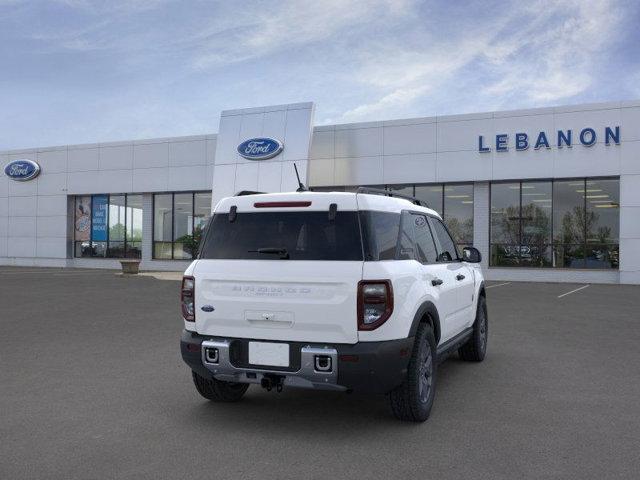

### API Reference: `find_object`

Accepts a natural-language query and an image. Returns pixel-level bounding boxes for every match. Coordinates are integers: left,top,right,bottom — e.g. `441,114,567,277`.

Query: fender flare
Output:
478,280,486,299
408,301,441,345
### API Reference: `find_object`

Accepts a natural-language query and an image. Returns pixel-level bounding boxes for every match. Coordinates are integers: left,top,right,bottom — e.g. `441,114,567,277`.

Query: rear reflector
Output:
254,201,312,208
339,354,359,363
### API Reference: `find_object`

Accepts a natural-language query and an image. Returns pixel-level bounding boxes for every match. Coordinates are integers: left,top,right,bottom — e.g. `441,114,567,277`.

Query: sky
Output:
1,0,639,150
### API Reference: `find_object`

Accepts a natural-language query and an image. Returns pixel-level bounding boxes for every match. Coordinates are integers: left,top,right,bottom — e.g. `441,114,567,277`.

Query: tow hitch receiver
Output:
314,354,332,372
261,374,285,392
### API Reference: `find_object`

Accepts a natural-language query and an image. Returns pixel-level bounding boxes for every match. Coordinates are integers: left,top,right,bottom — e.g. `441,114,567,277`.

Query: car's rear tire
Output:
458,295,488,362
388,322,437,422
192,371,249,402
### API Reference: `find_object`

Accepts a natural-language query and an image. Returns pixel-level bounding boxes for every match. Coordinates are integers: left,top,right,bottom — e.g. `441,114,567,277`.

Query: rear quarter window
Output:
200,211,363,261
360,211,402,261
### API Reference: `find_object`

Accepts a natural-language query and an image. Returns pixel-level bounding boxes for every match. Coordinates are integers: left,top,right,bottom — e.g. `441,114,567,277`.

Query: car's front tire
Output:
458,295,488,362
192,371,249,402
388,322,437,422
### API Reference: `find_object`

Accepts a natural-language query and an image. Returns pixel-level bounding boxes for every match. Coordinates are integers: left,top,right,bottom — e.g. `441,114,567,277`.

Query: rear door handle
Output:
431,278,443,286
456,274,465,281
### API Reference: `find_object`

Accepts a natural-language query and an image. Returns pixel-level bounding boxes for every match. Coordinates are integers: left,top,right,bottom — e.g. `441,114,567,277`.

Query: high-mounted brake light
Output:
357,280,393,330
254,201,312,208
181,276,195,322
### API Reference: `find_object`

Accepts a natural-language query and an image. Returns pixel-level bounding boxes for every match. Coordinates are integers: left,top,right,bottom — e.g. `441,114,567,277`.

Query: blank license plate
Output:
248,342,289,367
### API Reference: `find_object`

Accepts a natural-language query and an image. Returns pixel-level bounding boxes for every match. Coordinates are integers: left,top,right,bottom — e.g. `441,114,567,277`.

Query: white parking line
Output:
486,282,511,289
51,272,114,276
0,270,113,276
557,284,590,298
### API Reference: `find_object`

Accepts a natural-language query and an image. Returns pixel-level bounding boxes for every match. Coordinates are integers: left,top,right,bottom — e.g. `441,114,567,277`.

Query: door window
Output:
431,218,459,262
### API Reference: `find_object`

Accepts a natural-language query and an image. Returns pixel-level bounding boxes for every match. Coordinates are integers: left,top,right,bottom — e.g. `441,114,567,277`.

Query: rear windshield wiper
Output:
248,247,290,259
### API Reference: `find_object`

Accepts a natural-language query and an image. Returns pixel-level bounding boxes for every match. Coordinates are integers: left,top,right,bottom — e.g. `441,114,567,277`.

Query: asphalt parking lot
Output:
1,268,640,479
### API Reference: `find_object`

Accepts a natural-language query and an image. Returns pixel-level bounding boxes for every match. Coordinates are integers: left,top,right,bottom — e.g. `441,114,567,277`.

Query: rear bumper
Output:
180,330,414,394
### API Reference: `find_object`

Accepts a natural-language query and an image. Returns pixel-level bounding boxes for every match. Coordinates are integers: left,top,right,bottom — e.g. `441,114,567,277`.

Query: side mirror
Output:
462,246,482,263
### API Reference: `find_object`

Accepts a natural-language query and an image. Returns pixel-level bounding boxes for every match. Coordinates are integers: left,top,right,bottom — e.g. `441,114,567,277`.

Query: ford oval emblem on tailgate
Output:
201,305,215,312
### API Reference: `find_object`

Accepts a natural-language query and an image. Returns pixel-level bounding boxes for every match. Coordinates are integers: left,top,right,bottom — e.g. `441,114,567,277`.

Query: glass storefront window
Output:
173,193,194,260
490,182,520,267
387,184,414,199
585,178,619,269
108,195,126,258
194,192,212,257
74,196,92,257
153,194,172,259
553,180,587,268
491,178,619,269
126,195,143,259
414,185,443,216
73,193,143,259
444,184,473,248
152,191,212,260
520,181,552,267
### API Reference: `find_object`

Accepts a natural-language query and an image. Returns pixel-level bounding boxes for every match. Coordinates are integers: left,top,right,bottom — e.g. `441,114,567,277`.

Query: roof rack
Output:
235,190,266,196
356,187,429,208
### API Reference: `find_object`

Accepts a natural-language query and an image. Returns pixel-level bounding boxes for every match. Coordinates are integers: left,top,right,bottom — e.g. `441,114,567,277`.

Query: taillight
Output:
357,280,393,330
181,276,195,321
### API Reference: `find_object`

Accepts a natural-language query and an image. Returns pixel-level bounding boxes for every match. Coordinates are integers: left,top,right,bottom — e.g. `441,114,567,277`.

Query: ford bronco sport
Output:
180,188,487,422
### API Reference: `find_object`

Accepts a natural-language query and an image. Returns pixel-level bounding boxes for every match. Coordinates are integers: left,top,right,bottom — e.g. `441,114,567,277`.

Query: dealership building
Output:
1,100,639,284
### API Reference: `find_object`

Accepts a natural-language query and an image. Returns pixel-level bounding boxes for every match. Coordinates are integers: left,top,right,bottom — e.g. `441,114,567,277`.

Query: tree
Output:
175,226,204,259
109,223,125,241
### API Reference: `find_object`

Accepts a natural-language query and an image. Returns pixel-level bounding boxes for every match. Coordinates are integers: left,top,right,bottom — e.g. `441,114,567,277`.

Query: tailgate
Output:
194,260,362,344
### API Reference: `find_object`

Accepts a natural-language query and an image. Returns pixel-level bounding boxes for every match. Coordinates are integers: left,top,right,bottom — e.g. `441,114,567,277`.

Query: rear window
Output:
200,211,363,261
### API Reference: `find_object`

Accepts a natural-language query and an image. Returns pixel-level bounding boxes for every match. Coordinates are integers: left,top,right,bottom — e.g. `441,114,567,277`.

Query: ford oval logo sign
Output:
237,137,283,160
4,159,41,182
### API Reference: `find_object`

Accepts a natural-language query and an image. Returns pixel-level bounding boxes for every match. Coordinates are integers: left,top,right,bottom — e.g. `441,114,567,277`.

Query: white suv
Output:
180,188,487,422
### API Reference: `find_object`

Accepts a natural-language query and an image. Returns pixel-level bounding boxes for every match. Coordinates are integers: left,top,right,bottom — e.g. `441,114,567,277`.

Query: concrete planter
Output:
119,259,141,274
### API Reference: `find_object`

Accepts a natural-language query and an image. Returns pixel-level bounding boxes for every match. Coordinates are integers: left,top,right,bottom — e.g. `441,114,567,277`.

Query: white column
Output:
211,103,315,208
473,181,490,270
141,193,153,262
619,174,640,284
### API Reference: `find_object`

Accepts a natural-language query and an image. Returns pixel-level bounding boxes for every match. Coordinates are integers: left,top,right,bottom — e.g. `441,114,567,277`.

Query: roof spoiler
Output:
235,190,265,196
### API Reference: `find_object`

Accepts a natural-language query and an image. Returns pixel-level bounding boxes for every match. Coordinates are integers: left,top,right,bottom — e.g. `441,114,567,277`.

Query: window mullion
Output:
518,182,523,266
583,178,587,268
551,180,555,268
89,196,94,257
124,194,128,258
171,193,175,260
192,192,196,260
106,194,110,258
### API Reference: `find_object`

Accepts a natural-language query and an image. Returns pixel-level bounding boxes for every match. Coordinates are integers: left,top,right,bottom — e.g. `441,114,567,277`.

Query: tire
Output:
388,322,437,422
191,371,249,402
458,295,488,362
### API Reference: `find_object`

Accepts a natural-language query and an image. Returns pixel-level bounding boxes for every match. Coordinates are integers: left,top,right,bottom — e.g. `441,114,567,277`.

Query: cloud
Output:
190,0,416,70
339,85,429,121
334,0,627,122
0,0,635,149
338,36,493,121
481,0,622,104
